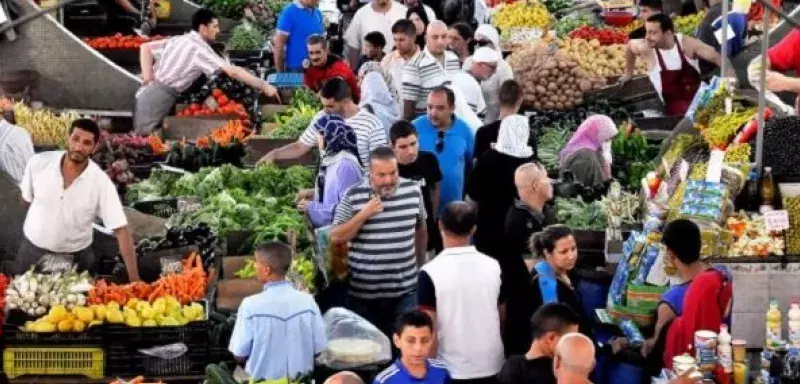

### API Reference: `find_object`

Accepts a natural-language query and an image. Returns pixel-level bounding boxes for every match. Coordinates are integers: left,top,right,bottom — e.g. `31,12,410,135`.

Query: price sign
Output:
764,210,790,232
599,0,634,8
679,160,689,181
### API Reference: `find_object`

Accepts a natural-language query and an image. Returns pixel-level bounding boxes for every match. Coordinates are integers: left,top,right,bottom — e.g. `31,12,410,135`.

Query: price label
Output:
599,0,634,8
679,160,689,181
764,210,790,232
706,150,725,183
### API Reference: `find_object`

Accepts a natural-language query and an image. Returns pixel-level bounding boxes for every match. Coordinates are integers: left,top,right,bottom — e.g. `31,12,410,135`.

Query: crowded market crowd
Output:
2,0,800,380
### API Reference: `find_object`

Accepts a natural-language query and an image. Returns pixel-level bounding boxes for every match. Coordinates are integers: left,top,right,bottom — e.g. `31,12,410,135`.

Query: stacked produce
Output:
699,107,757,150
244,0,289,33
763,116,800,176
82,34,165,49
542,0,572,14
674,11,705,35
125,168,187,202
726,212,785,257
93,133,169,190
5,269,93,317
235,256,316,293
558,38,647,77
784,195,800,254
611,122,658,191
567,26,628,45
203,0,248,20
507,43,605,110
554,14,593,37
265,88,322,138
555,196,607,230
13,102,80,148
180,75,260,121
90,253,211,306
227,23,267,51
492,1,553,31
537,125,571,172
177,89,252,125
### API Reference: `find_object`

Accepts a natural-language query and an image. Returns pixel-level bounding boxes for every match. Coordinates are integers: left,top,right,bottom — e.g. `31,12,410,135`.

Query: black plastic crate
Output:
106,343,209,376
131,198,178,218
106,321,210,347
2,314,105,346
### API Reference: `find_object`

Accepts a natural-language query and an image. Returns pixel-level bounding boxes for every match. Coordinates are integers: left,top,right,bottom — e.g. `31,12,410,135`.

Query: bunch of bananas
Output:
13,102,79,148
492,1,553,31
674,11,705,35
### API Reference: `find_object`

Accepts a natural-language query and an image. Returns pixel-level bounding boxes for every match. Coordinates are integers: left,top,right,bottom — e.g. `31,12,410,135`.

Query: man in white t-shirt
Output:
344,0,407,68
446,47,498,132
258,78,387,166
419,202,505,383
381,20,421,92
17,119,140,281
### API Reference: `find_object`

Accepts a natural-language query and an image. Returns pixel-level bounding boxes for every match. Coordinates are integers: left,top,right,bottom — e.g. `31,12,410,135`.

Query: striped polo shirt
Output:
402,49,461,116
0,119,34,184
333,178,427,299
151,31,228,92
299,110,388,166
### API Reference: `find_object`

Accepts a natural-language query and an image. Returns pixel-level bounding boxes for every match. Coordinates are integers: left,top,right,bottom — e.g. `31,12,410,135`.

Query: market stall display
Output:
558,38,647,78
13,102,80,148
227,23,267,52
567,26,629,45
164,120,250,172
82,35,166,50
492,1,553,31
243,0,289,34
674,11,706,35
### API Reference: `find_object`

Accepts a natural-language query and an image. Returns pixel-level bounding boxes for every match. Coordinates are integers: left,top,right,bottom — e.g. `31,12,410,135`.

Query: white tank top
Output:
648,34,701,101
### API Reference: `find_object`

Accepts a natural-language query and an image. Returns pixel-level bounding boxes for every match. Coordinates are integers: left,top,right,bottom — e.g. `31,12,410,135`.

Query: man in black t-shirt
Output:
390,120,444,253
474,80,530,163
497,303,581,384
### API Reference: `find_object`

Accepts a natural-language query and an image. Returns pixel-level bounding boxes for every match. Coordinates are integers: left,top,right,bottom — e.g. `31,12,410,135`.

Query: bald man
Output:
553,333,595,384
401,20,461,120
501,162,555,355
324,371,365,384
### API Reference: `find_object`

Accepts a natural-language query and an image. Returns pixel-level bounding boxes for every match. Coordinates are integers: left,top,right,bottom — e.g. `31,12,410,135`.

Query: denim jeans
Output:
345,291,417,340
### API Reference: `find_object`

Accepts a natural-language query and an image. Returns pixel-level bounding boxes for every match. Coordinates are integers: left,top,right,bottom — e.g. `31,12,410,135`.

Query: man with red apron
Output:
654,35,702,116
624,14,726,116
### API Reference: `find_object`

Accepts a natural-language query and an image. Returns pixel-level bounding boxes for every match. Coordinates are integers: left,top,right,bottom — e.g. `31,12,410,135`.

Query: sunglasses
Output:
435,131,445,153
475,40,493,47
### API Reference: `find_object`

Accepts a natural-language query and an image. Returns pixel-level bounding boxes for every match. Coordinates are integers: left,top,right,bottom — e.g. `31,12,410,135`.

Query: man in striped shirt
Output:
330,147,427,338
402,20,461,120
134,8,279,133
0,100,34,185
258,78,387,166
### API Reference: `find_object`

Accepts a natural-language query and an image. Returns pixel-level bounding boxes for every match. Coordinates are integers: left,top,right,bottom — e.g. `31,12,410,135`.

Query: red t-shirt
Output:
768,29,800,76
303,55,361,102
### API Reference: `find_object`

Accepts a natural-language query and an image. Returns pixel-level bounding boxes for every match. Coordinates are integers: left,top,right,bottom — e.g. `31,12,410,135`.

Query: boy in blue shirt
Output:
374,311,451,384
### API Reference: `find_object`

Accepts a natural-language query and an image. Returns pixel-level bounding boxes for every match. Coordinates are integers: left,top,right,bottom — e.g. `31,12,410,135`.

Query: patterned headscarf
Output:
315,114,362,201
559,114,619,177
358,61,399,102
495,115,533,158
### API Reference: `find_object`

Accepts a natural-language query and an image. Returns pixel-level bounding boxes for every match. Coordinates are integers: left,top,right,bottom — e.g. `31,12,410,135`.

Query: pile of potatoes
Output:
507,43,606,111
558,38,647,78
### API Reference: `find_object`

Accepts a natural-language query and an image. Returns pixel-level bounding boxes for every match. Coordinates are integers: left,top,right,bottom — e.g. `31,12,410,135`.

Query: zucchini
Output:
205,363,238,384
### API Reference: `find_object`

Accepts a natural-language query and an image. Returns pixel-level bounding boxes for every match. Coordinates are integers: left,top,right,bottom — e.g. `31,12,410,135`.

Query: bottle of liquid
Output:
719,324,733,373
761,167,776,213
738,169,760,212
767,300,783,350
789,300,800,347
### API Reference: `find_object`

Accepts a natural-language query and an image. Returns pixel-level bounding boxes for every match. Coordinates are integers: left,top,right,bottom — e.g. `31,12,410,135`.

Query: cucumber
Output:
205,363,238,384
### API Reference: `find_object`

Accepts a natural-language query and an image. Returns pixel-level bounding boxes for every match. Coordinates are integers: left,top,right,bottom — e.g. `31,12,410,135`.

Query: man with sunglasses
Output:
412,87,473,218
502,162,555,355
448,47,495,119
464,24,514,124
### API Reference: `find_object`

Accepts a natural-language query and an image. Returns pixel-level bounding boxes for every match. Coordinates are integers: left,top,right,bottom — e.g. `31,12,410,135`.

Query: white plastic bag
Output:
317,308,391,369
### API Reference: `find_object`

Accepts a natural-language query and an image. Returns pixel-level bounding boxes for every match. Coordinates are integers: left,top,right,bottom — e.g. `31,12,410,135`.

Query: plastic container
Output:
718,324,733,373
601,11,635,26
3,346,104,379
767,300,782,350
788,300,800,347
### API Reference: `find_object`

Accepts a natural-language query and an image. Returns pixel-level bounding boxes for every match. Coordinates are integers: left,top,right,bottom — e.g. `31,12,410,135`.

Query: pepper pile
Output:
82,34,166,49
568,26,628,45
197,120,252,148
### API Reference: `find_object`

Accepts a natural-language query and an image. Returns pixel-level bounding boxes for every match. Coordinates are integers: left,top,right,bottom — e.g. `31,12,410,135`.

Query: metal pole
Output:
720,0,729,77
755,7,770,169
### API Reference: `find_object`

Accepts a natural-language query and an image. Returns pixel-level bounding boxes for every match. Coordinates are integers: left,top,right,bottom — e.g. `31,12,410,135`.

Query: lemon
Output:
34,322,56,333
143,319,158,327
140,308,155,320
74,307,94,323
182,306,196,321
106,309,124,324
92,305,106,322
88,320,103,328
57,319,73,332
136,301,151,313
158,316,179,327
125,316,142,328
73,320,86,332
125,298,140,310
165,296,180,311
123,307,137,319
23,321,35,332
106,302,120,312
48,305,68,323
153,298,167,314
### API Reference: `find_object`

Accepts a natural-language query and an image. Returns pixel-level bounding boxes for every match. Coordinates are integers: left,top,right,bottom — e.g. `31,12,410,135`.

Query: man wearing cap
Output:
464,24,514,124
448,46,497,119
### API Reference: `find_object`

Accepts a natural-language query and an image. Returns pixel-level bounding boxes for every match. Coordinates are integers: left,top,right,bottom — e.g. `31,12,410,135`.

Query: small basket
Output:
131,198,178,218
3,346,104,379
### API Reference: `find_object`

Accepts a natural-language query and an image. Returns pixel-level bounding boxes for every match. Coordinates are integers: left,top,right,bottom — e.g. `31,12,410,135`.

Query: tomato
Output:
212,89,223,98
217,95,230,106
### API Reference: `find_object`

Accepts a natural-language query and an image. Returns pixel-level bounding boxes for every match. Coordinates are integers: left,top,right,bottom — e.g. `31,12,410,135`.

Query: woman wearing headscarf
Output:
299,115,365,228
463,24,514,123
466,115,535,260
358,72,401,136
559,115,619,187
407,6,430,49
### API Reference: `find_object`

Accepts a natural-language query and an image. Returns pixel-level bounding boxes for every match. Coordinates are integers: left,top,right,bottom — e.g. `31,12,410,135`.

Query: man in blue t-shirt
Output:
274,0,325,71
412,86,474,218
374,310,451,384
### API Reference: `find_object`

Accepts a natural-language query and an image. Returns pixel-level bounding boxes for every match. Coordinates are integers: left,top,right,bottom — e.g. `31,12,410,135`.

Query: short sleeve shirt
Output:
21,151,127,252
152,31,227,92
402,49,462,115
768,29,800,76
398,152,442,226
277,2,325,70
448,72,486,115
299,110,388,166
344,1,407,52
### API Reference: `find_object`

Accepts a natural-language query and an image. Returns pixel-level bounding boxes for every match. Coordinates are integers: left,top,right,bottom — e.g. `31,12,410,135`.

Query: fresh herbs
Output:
555,196,607,230
227,23,266,51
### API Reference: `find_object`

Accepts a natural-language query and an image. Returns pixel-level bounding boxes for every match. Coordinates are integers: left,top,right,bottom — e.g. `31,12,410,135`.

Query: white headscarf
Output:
474,24,500,50
359,72,401,134
495,115,533,158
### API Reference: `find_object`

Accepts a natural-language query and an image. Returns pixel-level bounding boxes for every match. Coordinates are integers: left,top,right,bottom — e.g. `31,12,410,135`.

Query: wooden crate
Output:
216,279,262,311
243,135,317,167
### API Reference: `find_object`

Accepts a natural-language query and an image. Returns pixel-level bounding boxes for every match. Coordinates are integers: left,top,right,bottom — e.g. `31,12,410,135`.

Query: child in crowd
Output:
357,31,387,73
373,311,451,384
